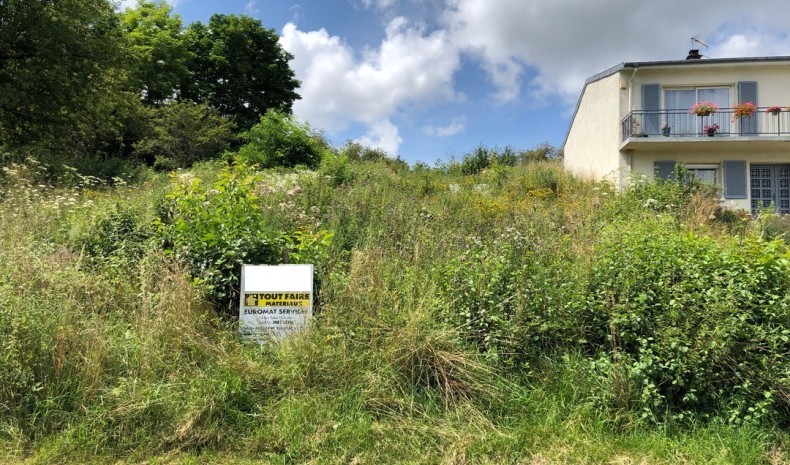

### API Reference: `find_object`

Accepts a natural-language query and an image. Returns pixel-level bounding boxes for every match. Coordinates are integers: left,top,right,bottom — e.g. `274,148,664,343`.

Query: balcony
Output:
621,108,790,142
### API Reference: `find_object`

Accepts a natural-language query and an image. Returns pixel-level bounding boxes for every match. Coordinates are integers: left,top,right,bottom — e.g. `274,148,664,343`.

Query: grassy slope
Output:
0,159,787,464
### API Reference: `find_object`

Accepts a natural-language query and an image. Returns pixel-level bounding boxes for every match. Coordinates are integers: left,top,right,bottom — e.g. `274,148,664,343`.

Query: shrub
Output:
456,144,563,176
77,206,155,266
318,151,353,187
755,211,790,242
339,141,390,163
624,164,718,215
439,239,521,360
586,220,790,423
518,142,562,163
236,110,328,169
438,229,588,368
460,145,493,175
157,163,281,314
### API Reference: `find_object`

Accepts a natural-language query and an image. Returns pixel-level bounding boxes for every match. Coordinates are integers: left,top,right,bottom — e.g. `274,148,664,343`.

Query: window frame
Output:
685,163,720,186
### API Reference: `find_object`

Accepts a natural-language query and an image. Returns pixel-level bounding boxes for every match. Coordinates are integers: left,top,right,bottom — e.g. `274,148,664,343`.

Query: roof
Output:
562,56,790,148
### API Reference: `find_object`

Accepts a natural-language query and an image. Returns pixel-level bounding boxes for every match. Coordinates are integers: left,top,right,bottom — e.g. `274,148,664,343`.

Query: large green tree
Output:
120,1,191,106
134,101,236,170
0,0,122,147
181,14,301,130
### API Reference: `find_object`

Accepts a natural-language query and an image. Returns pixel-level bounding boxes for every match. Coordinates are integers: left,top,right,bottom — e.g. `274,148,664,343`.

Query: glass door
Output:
664,89,696,135
750,165,790,214
697,88,730,135
664,87,730,136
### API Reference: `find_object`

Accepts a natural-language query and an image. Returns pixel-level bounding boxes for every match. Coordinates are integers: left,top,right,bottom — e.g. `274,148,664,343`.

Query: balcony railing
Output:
621,108,790,141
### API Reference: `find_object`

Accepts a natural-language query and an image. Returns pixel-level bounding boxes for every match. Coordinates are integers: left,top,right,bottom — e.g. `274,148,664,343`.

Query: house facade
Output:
563,54,790,213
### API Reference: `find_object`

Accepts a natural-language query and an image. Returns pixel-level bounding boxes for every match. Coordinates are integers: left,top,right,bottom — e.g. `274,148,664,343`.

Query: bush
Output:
586,219,790,423
439,239,521,360
157,163,281,314
438,229,588,368
624,164,718,215
518,142,562,163
755,212,790,242
319,151,353,187
236,110,328,169
339,141,390,163
459,145,493,175
456,144,563,176
77,206,155,266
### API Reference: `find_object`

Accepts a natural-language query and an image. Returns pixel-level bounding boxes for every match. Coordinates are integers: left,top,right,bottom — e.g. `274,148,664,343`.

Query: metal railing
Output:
621,108,790,141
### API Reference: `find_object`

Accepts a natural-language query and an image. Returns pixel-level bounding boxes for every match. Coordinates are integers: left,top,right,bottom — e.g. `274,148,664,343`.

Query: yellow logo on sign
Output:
243,292,311,308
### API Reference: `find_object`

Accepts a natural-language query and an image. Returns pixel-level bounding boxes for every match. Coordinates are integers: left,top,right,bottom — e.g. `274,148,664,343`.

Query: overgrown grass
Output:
0,158,787,463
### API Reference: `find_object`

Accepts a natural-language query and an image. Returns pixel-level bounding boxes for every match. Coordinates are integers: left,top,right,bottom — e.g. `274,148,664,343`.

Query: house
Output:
563,52,790,213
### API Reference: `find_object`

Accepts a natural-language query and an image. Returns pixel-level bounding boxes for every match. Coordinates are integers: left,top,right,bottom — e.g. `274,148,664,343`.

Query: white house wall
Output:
564,73,626,186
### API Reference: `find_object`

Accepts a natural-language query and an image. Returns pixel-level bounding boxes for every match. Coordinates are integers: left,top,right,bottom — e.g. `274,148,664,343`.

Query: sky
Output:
119,0,790,164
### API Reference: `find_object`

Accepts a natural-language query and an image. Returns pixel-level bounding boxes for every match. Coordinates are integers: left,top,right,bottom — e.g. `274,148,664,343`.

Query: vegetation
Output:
0,155,787,464
180,13,301,130
133,101,237,170
0,0,300,171
1,3,788,464
236,110,329,169
0,0,122,148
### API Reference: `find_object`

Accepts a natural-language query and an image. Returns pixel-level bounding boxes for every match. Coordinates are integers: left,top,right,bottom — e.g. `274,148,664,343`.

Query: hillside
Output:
0,158,788,464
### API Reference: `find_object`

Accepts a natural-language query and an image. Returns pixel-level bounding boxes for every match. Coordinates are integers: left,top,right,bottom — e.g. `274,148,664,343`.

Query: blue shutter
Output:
723,160,747,199
655,161,676,180
738,81,758,135
642,84,660,135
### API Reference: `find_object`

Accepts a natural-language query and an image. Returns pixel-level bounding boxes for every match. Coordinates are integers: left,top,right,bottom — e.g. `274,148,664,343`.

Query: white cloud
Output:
116,0,137,9
279,17,462,154
711,32,790,58
357,119,403,154
278,0,790,157
441,0,790,104
423,117,465,137
245,1,259,15
361,0,400,9
116,0,182,11
289,4,304,24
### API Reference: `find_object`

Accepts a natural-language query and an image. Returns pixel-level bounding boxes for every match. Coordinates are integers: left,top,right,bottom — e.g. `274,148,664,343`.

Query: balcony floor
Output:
620,135,790,152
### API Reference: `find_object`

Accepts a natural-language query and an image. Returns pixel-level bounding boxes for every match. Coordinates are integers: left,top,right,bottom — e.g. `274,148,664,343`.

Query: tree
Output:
236,110,327,169
120,1,191,106
0,0,123,147
519,142,562,163
134,101,236,170
181,14,300,130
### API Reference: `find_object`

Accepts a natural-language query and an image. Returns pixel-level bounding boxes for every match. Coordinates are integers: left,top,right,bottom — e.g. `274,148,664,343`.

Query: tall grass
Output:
0,158,787,463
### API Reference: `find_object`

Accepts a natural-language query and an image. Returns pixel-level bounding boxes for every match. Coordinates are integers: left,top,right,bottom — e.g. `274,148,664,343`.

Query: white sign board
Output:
239,264,313,343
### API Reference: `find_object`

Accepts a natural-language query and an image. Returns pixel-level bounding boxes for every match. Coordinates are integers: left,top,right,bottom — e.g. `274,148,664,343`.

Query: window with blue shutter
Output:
723,161,747,199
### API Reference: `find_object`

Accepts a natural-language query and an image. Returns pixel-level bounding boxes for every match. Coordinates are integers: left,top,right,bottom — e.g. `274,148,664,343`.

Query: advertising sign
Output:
239,264,313,343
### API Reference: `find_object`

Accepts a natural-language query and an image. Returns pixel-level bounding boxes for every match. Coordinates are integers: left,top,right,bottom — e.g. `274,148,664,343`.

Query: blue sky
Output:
122,0,790,164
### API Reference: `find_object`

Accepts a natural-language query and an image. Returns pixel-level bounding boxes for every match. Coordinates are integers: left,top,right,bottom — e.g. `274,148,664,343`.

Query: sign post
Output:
239,264,313,344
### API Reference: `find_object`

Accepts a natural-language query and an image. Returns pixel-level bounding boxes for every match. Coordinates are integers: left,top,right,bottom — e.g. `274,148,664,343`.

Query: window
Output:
664,87,731,135
686,164,719,185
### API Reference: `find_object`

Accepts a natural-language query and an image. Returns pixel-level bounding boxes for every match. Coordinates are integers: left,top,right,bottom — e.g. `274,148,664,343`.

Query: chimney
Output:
686,49,702,60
